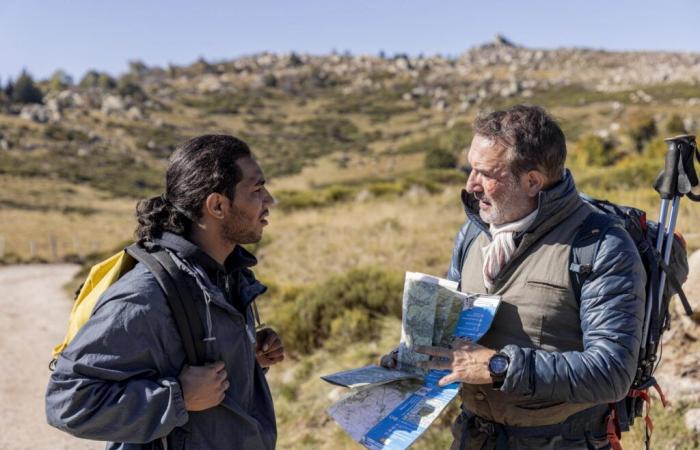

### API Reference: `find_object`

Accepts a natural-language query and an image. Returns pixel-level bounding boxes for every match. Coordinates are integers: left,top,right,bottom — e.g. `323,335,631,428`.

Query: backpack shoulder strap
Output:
457,220,484,279
126,244,205,366
570,212,618,305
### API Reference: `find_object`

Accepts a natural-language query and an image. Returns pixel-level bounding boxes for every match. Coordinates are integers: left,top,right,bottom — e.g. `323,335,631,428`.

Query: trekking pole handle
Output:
655,138,682,200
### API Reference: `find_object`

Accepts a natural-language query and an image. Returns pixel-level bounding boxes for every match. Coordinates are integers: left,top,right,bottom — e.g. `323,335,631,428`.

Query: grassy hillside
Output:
2,44,700,449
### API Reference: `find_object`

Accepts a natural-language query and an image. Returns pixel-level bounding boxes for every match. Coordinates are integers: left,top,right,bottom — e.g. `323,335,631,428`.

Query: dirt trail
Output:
0,264,101,450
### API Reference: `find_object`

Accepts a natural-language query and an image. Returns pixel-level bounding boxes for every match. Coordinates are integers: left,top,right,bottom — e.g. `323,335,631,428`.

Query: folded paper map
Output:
322,272,501,449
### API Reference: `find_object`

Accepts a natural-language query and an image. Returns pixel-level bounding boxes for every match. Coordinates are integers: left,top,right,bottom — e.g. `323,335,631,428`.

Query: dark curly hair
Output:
473,104,566,182
135,134,252,243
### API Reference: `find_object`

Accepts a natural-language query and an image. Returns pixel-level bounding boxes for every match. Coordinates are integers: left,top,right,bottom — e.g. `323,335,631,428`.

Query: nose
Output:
466,169,481,194
263,187,275,206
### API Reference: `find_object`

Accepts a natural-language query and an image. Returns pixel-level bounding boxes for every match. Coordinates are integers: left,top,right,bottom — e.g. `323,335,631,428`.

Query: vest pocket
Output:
526,277,582,352
525,278,569,292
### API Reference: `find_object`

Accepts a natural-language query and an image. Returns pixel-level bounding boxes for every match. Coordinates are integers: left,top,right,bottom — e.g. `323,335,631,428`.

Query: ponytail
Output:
135,194,191,243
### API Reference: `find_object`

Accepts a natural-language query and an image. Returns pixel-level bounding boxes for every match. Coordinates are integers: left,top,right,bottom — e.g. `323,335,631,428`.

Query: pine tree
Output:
12,71,43,104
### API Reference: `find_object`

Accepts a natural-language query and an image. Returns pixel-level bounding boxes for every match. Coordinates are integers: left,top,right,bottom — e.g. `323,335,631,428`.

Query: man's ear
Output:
203,193,227,219
524,170,547,197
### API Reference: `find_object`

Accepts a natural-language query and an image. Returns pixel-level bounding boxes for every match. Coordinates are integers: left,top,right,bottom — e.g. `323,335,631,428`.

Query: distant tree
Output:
625,111,657,152
262,73,277,88
48,69,74,91
666,114,686,136
117,76,146,101
425,147,457,169
167,63,178,78
128,60,148,75
288,52,304,67
12,71,43,104
4,78,14,98
79,70,116,90
576,134,617,167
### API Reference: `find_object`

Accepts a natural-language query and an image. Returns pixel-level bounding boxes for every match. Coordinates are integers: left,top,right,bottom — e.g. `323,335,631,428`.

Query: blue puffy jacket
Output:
447,171,645,406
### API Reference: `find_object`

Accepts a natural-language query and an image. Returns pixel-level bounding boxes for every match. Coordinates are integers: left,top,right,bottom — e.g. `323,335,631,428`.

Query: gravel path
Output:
0,264,101,450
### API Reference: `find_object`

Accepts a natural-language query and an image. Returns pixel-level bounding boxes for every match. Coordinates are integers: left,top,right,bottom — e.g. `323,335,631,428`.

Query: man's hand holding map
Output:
321,272,500,449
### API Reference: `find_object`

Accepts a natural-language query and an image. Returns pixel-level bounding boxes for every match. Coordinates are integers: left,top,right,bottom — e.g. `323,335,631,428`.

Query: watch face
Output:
489,355,509,375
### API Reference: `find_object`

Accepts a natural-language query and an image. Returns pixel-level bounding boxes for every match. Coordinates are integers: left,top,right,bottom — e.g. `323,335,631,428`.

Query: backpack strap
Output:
658,257,694,317
456,220,485,287
126,244,206,366
570,212,618,305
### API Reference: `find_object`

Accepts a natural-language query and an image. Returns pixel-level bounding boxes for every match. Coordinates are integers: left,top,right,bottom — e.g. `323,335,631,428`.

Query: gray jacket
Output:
45,233,276,450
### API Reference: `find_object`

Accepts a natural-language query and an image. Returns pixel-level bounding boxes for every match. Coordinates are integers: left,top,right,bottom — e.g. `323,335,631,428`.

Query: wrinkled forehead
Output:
468,134,511,167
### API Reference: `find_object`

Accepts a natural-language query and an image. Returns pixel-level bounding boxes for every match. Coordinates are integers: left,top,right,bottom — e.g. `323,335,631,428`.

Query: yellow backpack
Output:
50,244,205,368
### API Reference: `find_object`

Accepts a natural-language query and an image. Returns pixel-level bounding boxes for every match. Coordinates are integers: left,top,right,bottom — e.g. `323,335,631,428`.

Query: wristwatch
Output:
488,352,510,389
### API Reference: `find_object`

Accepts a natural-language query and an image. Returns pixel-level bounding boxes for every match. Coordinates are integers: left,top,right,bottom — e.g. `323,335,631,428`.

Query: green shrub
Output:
273,267,403,354
117,76,147,101
368,181,405,197
424,147,457,169
12,71,43,104
576,156,662,192
79,70,116,90
322,185,355,202
275,190,326,210
48,70,73,92
43,124,89,142
574,134,617,167
625,112,657,152
666,114,687,136
643,137,669,159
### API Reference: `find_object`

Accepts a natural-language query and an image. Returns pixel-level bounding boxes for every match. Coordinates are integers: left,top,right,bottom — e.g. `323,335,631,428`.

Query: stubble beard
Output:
221,207,262,246
478,176,531,225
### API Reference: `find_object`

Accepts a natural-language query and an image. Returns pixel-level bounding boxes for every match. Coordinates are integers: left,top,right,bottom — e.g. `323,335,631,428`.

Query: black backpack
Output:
570,195,692,448
454,193,693,447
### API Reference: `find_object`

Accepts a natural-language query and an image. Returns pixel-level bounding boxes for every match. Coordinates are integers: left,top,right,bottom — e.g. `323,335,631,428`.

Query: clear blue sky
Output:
2,0,700,82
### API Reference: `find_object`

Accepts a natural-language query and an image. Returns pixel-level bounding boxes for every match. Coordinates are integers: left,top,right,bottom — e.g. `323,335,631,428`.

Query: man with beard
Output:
46,135,281,450
383,105,645,449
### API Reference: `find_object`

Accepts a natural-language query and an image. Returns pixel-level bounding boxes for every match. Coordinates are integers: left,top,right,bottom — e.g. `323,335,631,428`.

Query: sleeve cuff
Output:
499,344,532,396
163,378,189,427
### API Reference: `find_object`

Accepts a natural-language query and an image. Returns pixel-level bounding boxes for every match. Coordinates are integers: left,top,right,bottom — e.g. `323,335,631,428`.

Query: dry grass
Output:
256,186,464,287
0,175,136,262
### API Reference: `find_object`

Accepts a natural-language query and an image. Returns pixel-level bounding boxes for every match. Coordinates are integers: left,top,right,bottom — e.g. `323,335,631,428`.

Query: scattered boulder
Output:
100,94,126,115
19,104,61,123
685,408,700,432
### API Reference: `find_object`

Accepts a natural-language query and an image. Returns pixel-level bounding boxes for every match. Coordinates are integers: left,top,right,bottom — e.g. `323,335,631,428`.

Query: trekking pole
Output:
656,135,700,310
640,139,681,355
639,135,699,379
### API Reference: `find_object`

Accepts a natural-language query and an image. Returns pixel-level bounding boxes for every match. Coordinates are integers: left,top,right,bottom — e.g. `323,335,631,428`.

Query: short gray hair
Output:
473,104,566,181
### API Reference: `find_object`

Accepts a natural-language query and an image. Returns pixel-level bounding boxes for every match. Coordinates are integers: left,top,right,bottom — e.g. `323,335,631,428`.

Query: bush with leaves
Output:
625,111,657,152
79,70,116,90
574,134,617,167
425,147,457,169
12,71,43,104
274,267,403,354
48,70,74,92
666,114,687,136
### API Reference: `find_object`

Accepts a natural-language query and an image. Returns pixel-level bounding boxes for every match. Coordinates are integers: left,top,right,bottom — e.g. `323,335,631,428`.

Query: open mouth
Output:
475,194,491,208
260,210,270,224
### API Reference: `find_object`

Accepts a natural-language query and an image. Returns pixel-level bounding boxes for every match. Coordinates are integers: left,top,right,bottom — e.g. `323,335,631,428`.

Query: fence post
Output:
72,236,82,257
49,235,58,262
29,240,37,260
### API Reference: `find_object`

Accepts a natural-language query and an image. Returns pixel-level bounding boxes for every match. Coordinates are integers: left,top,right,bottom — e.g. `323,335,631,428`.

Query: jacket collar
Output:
153,232,259,279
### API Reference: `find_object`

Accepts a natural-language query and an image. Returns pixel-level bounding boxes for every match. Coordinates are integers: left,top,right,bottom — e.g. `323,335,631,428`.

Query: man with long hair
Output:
46,135,280,449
